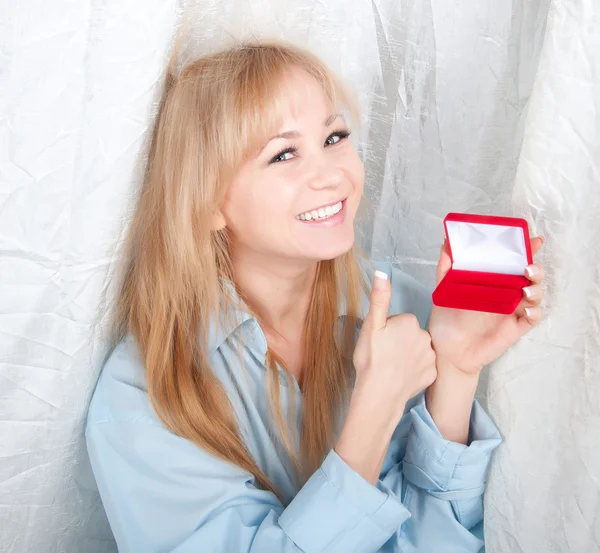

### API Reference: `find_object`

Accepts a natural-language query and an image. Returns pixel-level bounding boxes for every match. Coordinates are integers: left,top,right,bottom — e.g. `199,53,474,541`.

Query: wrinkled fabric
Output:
484,2,600,552
85,261,501,553
1,0,599,552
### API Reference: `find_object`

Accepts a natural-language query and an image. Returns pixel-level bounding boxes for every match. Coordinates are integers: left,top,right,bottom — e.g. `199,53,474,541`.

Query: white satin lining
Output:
446,221,528,275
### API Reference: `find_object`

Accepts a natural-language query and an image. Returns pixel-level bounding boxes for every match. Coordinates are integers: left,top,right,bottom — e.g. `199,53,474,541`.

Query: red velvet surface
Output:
432,213,533,314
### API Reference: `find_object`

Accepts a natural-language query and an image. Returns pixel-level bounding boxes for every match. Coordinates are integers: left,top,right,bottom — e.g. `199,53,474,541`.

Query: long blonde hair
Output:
114,41,365,499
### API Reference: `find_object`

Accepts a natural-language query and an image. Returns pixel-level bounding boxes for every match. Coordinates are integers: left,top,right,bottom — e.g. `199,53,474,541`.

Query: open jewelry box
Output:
432,213,533,314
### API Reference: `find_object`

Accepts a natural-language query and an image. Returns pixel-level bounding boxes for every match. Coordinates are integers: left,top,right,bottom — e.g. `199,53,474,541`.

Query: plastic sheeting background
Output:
1,1,598,552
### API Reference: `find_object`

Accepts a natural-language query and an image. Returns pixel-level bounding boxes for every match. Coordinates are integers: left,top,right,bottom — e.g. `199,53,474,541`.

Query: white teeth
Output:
296,201,343,221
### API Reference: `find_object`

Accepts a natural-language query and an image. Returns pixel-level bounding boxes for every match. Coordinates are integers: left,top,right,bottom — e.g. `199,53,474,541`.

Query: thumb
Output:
366,270,392,331
436,240,452,286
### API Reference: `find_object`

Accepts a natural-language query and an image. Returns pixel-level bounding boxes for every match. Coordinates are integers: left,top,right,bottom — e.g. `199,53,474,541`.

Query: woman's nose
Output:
306,159,343,190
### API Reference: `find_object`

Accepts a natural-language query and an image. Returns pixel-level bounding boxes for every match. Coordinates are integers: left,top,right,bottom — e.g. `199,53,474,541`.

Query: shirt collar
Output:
206,280,358,356
206,281,257,355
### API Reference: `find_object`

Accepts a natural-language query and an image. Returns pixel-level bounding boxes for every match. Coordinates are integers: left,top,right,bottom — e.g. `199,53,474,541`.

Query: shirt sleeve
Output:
86,416,411,553
376,392,503,551
363,261,502,549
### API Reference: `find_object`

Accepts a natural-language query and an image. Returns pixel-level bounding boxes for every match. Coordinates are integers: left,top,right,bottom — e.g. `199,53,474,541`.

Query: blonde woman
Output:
86,42,545,552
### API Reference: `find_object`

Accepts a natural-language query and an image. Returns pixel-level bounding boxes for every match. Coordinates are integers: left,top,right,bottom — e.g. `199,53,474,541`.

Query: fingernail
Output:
525,266,536,278
523,286,532,298
373,270,388,290
540,236,546,245
525,307,534,318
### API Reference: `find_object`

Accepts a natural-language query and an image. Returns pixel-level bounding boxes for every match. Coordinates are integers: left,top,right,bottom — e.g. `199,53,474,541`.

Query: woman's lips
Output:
296,199,347,227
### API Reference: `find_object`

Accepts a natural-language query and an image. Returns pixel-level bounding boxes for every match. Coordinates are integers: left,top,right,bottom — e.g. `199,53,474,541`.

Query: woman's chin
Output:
306,234,355,261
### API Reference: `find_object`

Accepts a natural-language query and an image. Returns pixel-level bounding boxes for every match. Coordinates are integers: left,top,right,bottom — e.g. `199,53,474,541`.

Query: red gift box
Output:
432,213,533,315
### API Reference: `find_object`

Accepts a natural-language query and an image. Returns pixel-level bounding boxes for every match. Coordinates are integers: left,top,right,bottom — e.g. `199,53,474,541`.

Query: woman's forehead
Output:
273,68,333,117
234,68,339,157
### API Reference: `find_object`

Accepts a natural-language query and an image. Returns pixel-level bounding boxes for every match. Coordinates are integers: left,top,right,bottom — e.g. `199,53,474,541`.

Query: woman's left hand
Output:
428,236,546,376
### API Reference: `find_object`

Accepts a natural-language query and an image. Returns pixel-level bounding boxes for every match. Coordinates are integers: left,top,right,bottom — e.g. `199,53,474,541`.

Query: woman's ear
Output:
211,211,227,231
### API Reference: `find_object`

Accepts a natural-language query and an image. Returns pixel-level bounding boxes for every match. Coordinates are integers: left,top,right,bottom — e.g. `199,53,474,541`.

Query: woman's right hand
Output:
335,270,437,484
352,270,437,418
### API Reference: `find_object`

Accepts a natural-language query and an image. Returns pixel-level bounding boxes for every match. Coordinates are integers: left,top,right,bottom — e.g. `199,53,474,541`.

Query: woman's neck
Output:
231,248,317,337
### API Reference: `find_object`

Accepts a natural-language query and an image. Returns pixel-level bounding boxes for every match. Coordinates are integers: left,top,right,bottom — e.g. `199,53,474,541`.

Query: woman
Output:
86,41,545,552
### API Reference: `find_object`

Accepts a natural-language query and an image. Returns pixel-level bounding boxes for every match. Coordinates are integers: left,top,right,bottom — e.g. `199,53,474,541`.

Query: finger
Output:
525,263,545,284
530,236,545,256
366,270,392,331
517,305,543,334
522,284,543,306
440,239,449,256
422,340,437,366
436,240,452,286
515,294,540,318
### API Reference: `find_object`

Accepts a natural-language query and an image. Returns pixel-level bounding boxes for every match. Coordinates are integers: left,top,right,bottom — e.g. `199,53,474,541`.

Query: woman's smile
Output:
295,198,346,226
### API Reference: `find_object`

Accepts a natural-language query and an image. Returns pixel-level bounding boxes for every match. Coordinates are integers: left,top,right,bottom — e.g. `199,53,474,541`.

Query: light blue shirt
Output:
86,261,502,553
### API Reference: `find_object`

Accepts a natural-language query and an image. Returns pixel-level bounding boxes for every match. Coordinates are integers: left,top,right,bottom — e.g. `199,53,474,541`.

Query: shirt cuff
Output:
279,450,410,551
402,394,502,501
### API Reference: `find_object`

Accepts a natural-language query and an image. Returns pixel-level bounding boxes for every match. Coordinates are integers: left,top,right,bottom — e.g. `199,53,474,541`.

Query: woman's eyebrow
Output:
264,114,343,146
269,130,300,141
324,113,341,127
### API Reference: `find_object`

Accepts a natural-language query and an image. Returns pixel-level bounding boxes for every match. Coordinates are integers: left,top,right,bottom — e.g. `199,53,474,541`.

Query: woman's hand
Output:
428,236,546,376
336,270,437,485
352,270,438,418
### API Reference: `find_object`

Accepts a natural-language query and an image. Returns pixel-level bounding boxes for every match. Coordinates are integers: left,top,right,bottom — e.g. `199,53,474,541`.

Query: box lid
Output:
444,213,533,275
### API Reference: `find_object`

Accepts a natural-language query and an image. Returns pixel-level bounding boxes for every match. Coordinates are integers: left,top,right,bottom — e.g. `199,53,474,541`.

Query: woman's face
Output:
219,67,364,264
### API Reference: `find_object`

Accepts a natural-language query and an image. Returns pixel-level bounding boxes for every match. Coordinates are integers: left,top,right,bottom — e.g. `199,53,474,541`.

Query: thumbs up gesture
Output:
352,271,438,421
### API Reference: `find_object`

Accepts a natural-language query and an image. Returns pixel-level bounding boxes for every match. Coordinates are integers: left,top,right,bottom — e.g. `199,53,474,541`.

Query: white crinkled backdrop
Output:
1,1,598,552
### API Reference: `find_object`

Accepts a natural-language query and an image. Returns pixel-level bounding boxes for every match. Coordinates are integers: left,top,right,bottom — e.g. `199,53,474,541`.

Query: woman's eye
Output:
268,130,350,164
269,147,296,164
277,151,294,162
325,130,351,146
